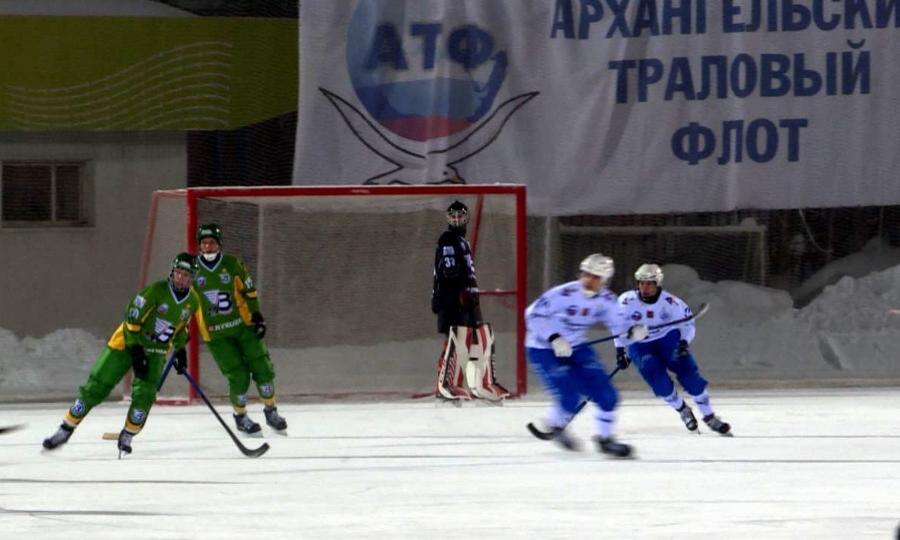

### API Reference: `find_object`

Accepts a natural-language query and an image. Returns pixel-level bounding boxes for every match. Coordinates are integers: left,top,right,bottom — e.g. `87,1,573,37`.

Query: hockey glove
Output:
615,347,631,370
548,333,573,358
459,287,480,309
626,324,649,341
173,347,188,374
130,345,148,380
251,312,267,339
677,340,690,357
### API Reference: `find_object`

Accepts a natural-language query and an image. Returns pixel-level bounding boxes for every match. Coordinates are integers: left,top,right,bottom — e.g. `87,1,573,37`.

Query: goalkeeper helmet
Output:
579,253,615,280
446,200,469,230
634,263,664,285
196,223,223,245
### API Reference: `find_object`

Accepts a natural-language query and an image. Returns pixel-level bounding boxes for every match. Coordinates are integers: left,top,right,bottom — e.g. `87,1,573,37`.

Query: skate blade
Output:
434,397,463,408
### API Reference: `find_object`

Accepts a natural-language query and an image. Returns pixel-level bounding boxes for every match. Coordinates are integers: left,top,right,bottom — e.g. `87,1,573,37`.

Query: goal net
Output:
139,185,527,402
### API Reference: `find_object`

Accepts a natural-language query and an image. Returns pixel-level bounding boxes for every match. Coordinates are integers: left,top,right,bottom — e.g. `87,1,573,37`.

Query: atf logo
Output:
322,0,538,184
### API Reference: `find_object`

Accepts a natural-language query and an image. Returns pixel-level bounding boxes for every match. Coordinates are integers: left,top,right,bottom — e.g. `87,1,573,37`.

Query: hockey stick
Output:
0,424,24,435
579,302,710,348
525,366,621,441
181,369,270,458
102,352,178,441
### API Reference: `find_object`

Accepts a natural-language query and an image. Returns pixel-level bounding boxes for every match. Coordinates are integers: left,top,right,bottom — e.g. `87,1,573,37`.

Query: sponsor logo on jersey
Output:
566,305,577,316
645,310,655,319
196,276,206,287
71,399,85,416
130,408,146,424
660,310,672,322
181,308,190,320
442,246,455,256
128,307,140,320
581,307,589,316
158,304,169,314
631,311,642,321
244,276,254,289
219,272,231,284
133,295,146,308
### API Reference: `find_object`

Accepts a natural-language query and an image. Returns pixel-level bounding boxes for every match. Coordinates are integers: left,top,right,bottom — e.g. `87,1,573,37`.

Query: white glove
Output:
549,334,572,358
626,324,649,341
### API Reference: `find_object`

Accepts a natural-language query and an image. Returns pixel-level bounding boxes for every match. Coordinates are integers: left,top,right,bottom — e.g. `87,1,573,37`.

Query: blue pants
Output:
627,330,707,398
527,346,618,413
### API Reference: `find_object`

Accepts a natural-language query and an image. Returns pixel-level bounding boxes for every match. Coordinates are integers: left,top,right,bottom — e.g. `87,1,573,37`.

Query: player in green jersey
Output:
43,253,202,456
193,223,287,434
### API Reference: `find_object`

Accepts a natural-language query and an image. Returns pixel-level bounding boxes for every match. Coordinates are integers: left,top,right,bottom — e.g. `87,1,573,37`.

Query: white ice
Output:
3,388,899,539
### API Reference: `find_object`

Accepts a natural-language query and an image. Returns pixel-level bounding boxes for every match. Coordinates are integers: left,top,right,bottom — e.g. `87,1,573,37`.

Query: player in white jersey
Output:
616,264,731,436
525,254,648,458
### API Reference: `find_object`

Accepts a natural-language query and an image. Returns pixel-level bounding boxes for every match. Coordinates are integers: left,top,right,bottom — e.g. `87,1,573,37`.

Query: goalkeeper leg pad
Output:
435,330,471,400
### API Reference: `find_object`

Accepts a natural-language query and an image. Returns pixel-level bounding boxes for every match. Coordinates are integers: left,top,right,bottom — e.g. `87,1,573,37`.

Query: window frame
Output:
0,160,92,228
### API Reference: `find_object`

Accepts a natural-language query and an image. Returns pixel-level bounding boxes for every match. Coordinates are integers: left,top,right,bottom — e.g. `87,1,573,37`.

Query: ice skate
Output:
551,427,580,451
677,403,699,432
117,429,134,458
264,406,288,431
42,423,74,450
233,413,262,435
703,414,732,436
594,437,634,458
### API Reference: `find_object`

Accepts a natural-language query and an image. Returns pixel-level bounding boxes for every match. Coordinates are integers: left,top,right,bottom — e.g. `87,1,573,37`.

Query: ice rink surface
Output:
1,388,898,539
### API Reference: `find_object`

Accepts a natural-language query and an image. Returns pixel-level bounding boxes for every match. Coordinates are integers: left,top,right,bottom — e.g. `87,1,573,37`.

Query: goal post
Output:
139,184,528,402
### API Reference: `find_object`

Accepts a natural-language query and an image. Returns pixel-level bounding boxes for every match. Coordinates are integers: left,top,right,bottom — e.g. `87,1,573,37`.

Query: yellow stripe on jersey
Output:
107,323,127,350
233,278,253,325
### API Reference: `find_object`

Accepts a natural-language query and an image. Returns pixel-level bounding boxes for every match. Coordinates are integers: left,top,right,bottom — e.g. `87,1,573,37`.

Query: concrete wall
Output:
0,132,186,338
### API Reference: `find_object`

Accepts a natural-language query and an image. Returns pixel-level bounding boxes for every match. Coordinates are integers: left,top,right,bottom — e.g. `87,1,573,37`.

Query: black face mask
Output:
638,286,662,304
449,223,467,235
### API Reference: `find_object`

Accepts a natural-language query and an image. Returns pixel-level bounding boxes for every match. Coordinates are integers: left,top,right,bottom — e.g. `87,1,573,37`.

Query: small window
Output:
2,162,89,227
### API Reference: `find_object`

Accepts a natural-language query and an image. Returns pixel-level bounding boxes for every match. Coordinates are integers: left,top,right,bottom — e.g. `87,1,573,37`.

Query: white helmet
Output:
634,263,664,285
579,253,615,280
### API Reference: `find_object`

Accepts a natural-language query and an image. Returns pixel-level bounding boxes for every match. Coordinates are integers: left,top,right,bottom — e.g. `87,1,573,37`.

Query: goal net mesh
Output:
141,186,526,402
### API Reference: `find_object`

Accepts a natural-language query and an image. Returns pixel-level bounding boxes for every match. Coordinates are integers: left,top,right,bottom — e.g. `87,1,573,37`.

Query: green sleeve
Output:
237,258,262,314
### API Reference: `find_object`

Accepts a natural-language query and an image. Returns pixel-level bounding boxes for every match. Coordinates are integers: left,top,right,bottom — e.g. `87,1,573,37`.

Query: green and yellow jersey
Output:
107,280,202,355
193,254,261,341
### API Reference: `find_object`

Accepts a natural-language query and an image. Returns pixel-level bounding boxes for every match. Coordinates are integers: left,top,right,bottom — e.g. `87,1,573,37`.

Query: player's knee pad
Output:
594,385,618,412
639,356,675,397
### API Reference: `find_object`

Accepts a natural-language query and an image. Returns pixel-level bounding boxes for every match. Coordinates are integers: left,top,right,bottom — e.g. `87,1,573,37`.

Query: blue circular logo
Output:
346,0,508,142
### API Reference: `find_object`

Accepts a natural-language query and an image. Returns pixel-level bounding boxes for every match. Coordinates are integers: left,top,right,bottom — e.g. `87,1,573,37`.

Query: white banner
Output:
294,0,900,216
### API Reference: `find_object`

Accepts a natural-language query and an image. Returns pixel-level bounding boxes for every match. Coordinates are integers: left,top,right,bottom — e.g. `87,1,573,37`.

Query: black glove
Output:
615,347,631,371
677,340,690,357
130,345,148,379
251,312,266,339
459,287,479,309
173,347,187,374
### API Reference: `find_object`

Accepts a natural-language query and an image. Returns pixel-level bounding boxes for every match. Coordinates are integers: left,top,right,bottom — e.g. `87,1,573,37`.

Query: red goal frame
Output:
139,184,528,401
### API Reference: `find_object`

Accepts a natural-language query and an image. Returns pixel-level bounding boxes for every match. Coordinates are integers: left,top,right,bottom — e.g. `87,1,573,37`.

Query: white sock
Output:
596,410,615,439
547,405,572,428
663,390,685,410
692,390,713,417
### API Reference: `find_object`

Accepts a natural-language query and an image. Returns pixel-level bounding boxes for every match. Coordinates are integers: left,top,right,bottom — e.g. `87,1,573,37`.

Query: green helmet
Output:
196,223,223,245
171,252,198,275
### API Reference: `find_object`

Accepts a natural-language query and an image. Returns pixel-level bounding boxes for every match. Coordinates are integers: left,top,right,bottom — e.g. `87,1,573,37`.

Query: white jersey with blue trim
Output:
617,289,696,344
525,280,632,349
